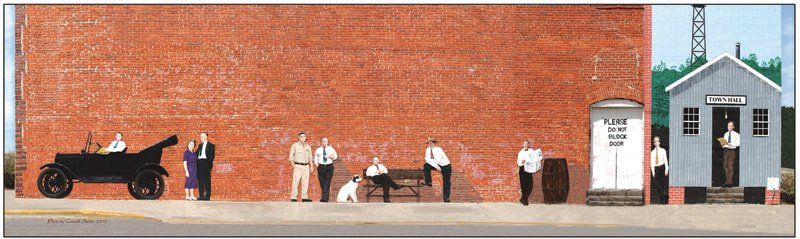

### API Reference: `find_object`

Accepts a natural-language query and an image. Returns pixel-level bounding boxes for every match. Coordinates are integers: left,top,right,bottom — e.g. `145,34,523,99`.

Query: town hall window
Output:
753,108,769,136
683,107,700,135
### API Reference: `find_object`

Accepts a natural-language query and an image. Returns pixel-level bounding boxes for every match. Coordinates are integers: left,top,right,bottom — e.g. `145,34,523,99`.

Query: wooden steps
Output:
706,187,744,204
586,189,643,206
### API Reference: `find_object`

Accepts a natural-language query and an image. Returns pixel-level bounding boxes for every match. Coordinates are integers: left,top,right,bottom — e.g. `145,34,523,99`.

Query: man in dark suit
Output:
196,132,215,201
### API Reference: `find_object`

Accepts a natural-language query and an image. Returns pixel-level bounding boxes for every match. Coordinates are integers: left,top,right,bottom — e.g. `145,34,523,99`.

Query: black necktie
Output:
323,147,327,163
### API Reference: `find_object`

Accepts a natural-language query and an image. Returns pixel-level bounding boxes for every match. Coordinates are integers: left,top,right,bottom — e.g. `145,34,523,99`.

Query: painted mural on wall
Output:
650,5,792,205
6,5,792,207
10,5,652,204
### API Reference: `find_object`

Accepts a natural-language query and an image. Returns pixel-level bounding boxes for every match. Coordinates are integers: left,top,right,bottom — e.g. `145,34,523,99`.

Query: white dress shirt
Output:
366,164,388,177
199,141,208,159
314,146,338,165
517,148,532,167
425,146,450,166
106,140,127,153
517,148,542,173
650,147,669,176
722,131,741,149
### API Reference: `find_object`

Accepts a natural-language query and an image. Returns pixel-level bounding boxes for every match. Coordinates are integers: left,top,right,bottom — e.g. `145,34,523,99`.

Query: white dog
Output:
336,175,362,203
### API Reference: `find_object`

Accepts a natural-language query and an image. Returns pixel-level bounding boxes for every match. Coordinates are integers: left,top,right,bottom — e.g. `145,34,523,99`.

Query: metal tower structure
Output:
690,4,707,70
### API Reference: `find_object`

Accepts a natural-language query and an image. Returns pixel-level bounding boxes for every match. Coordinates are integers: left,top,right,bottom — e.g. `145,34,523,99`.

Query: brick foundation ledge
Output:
668,187,684,204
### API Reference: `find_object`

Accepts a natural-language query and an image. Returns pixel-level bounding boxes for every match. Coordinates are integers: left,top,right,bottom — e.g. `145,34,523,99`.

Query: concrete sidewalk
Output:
3,190,795,235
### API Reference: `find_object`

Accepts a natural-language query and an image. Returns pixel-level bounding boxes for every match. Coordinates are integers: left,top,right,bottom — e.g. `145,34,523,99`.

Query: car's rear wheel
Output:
132,169,164,200
36,168,73,198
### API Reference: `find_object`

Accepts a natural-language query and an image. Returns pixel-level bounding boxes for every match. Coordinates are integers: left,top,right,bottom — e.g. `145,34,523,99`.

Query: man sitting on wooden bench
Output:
365,156,403,203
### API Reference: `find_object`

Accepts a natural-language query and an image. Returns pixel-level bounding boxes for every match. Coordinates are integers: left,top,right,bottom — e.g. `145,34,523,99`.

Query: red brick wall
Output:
642,5,653,205
668,187,684,204
765,189,780,205
13,5,26,195
15,5,651,203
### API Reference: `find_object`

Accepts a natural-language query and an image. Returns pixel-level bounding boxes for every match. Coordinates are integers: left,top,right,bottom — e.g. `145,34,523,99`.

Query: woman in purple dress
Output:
183,140,198,200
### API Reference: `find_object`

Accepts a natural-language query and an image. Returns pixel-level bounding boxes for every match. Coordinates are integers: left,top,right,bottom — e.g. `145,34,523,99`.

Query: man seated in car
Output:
98,132,127,155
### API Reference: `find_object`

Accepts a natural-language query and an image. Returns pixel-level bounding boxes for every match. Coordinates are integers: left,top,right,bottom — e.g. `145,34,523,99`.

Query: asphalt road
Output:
3,215,789,237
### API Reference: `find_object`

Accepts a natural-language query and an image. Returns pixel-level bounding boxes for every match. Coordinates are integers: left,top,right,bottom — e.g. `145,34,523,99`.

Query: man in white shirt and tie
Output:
366,156,403,203
517,139,541,206
421,137,452,202
314,137,338,202
196,132,215,201
104,132,127,153
720,121,741,187
650,136,669,204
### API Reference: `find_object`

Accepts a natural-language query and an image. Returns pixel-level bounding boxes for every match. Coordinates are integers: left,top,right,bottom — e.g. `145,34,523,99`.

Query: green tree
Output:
4,152,15,189
782,107,795,169
740,53,782,86
651,59,693,127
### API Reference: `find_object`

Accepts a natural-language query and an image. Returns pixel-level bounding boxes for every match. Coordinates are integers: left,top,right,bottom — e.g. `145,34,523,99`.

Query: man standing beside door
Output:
650,136,669,204
720,121,740,187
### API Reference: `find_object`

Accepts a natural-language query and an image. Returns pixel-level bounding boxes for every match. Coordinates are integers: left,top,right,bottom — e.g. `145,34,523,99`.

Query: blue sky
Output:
653,5,793,107
781,5,794,107
4,5,13,152
1,5,796,152
653,5,783,66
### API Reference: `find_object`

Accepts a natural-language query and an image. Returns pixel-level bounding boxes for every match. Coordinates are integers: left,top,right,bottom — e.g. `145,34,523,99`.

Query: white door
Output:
590,100,644,190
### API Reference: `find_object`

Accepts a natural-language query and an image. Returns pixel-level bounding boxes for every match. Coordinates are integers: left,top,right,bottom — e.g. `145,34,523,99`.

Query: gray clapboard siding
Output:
667,56,781,187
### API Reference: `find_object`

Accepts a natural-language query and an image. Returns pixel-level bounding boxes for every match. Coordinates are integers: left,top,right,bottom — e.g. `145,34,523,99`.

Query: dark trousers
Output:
371,174,401,202
518,166,533,203
653,165,668,204
723,149,736,186
317,164,334,202
197,159,212,200
423,164,452,201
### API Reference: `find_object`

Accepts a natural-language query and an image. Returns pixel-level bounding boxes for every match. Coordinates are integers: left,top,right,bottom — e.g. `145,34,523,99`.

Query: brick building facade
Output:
15,5,652,203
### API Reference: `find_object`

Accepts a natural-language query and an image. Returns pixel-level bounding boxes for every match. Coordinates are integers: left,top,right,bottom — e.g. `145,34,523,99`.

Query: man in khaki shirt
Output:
289,132,314,202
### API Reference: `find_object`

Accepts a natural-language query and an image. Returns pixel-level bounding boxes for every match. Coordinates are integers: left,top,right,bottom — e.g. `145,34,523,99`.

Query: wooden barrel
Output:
542,158,570,204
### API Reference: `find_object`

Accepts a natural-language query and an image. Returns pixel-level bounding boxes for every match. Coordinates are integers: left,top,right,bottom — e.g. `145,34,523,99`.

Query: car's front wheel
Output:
131,169,165,200
36,168,73,198
127,182,142,199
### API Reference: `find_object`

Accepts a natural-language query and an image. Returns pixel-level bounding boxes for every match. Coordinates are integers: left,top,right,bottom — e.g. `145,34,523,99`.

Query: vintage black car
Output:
37,133,177,199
